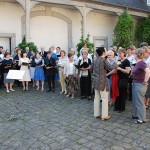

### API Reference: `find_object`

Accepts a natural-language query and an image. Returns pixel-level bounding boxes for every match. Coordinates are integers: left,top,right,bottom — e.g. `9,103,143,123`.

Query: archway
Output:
30,16,68,51
21,9,72,51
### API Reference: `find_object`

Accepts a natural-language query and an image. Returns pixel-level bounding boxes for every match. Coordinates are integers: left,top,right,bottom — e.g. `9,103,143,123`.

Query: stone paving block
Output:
0,86,150,150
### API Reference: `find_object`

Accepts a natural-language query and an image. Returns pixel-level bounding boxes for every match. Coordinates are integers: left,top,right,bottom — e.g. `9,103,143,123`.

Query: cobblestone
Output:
0,85,150,150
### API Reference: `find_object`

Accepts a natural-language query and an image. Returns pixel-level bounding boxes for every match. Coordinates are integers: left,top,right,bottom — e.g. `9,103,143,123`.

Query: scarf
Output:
79,58,89,77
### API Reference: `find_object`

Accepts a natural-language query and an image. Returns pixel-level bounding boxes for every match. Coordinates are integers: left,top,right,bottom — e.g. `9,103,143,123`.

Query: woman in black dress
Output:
2,52,14,93
79,49,92,100
114,48,131,113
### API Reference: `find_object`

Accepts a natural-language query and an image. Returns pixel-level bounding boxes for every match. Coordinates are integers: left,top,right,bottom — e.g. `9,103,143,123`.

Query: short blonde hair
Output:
81,48,88,55
135,48,145,59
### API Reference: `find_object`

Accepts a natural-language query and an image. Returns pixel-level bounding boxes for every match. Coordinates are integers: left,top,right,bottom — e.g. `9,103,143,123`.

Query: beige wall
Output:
30,16,68,51
87,12,118,48
0,2,119,52
0,2,24,49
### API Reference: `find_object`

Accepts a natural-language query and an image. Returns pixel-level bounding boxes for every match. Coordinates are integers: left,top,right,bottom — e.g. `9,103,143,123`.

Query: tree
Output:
18,36,38,53
113,12,135,48
135,15,150,46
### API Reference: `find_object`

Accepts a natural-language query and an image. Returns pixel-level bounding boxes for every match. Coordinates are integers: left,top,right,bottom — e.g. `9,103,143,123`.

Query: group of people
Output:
92,43,150,123
0,42,150,124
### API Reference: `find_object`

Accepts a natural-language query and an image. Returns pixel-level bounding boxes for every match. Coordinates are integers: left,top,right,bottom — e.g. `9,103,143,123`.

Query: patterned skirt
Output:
65,75,78,93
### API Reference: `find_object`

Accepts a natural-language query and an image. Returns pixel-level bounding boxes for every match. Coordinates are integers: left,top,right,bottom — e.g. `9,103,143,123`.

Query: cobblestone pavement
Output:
0,84,150,150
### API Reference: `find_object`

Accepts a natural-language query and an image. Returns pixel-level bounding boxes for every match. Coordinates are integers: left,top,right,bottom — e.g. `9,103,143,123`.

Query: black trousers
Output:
115,80,128,111
47,75,55,90
80,75,91,97
128,77,132,101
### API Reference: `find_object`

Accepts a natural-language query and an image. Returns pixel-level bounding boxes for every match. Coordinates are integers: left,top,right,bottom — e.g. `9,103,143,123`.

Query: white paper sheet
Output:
6,70,25,80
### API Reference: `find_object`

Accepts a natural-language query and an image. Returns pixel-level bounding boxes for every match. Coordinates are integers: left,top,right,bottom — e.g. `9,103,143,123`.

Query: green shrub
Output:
135,15,150,46
76,36,94,56
18,36,38,53
113,12,135,48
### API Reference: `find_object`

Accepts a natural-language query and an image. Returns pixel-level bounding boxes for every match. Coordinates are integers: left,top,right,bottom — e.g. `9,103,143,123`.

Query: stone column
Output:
25,0,30,43
76,6,93,40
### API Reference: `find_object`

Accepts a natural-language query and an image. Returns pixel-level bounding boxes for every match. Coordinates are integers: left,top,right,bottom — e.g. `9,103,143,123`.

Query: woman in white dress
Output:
19,52,31,91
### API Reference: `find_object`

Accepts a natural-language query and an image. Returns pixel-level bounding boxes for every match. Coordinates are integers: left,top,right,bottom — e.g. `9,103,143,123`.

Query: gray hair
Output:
70,48,75,52
107,50,115,56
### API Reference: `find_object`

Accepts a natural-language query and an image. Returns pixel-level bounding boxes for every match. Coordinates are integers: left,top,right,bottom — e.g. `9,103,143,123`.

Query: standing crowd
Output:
0,42,150,124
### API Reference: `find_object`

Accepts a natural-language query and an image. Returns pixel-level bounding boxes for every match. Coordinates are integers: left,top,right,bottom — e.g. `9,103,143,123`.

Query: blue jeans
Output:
132,83,147,121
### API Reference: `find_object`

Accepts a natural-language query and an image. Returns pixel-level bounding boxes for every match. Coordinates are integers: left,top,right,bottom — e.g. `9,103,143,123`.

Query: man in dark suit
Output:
26,47,32,58
40,47,47,59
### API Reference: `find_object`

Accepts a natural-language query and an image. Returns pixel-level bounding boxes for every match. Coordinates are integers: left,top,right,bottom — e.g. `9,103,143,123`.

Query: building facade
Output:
0,0,149,52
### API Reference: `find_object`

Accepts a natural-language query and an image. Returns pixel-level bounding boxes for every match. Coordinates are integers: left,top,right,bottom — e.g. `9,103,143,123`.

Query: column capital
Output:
30,1,40,10
75,5,93,17
75,6,93,40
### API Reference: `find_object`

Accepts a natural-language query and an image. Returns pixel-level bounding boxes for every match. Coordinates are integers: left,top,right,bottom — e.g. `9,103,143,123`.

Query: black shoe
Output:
81,96,86,99
52,89,55,93
130,116,138,119
46,89,51,92
118,111,123,113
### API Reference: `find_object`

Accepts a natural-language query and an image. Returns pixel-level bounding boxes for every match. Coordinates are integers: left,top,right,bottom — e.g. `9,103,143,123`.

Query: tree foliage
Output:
113,12,135,48
135,15,150,46
18,36,38,53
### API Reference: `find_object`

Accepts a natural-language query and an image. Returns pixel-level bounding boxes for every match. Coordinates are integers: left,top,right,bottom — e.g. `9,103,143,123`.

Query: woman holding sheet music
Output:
2,52,14,93
34,53,45,91
19,52,31,91
78,49,92,100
